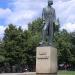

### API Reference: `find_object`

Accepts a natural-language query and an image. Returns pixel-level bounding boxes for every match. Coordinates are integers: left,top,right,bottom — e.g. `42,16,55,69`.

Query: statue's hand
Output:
54,20,59,25
55,22,58,25
43,20,45,24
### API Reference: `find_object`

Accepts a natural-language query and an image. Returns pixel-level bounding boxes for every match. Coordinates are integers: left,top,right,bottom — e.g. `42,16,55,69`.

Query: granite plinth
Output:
36,46,57,74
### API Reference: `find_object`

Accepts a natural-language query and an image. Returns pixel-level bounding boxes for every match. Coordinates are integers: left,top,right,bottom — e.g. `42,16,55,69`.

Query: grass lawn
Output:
58,70,75,75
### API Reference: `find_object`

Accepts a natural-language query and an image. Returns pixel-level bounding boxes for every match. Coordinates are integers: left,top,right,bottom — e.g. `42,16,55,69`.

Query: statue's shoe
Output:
39,41,46,46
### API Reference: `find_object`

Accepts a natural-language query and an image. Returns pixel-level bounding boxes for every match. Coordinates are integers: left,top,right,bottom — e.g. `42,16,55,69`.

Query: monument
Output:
36,0,57,75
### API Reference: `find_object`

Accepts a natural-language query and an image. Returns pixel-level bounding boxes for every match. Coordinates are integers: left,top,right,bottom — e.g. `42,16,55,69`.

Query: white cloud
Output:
60,23,75,32
53,0,75,32
0,26,6,39
5,0,47,29
0,8,12,19
54,0,75,24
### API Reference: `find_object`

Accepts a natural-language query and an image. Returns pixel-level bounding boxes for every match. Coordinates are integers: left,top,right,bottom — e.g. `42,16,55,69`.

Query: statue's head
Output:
48,0,53,6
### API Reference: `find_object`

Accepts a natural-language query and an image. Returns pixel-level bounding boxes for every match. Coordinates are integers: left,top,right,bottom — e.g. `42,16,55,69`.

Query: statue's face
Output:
48,0,53,6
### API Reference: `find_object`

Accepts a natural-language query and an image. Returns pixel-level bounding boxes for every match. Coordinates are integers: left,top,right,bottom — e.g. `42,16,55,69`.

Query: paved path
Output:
0,72,36,75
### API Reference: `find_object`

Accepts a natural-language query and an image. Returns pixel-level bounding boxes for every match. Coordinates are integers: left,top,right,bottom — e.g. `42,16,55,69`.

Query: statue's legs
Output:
42,23,48,44
48,22,53,45
42,29,46,43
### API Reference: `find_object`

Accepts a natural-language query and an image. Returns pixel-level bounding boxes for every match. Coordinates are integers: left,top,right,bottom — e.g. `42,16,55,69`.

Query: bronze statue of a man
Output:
41,0,56,46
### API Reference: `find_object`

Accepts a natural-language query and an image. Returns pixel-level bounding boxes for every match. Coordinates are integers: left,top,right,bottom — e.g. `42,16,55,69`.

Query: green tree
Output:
0,41,5,63
27,18,43,67
3,24,27,66
70,32,75,64
54,29,72,64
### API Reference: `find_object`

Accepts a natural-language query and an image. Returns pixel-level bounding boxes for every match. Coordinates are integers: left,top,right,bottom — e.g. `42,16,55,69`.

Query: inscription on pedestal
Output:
37,52,49,59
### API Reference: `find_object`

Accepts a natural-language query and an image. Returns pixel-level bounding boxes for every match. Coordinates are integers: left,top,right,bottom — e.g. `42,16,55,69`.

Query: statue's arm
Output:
42,8,45,24
53,9,56,23
53,9,59,25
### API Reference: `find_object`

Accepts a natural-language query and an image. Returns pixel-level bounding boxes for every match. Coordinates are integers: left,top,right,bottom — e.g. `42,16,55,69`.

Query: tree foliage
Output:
3,24,28,65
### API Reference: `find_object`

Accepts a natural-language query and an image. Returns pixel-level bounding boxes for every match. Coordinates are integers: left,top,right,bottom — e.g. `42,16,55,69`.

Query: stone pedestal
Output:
36,46,57,75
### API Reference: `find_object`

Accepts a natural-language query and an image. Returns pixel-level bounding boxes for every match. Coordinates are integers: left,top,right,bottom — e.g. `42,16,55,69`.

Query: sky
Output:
0,0,75,39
